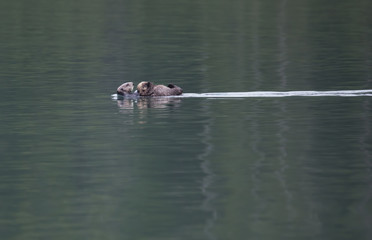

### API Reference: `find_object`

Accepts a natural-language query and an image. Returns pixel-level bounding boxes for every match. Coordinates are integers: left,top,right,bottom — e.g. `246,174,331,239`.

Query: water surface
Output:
0,0,371,239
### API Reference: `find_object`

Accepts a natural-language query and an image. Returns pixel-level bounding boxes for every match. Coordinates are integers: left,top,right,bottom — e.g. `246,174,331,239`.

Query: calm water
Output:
1,0,371,239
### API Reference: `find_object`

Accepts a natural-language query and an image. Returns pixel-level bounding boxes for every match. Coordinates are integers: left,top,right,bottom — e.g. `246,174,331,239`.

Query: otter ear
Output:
146,82,153,88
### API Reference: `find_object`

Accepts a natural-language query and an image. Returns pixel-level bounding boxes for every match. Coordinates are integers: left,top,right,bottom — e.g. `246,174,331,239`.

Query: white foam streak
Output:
179,90,372,98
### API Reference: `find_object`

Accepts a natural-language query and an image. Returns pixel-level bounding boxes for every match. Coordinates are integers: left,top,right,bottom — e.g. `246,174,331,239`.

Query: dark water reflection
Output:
1,0,372,239
1,96,372,239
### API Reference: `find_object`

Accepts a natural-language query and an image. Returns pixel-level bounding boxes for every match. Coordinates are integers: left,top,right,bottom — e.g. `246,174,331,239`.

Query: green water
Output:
0,0,371,239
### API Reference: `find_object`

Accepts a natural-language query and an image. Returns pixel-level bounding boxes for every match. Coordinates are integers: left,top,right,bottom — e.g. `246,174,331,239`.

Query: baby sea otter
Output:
117,82,134,95
116,82,139,98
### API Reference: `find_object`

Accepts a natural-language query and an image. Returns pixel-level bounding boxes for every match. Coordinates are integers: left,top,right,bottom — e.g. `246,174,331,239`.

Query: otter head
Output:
137,81,155,96
117,82,134,95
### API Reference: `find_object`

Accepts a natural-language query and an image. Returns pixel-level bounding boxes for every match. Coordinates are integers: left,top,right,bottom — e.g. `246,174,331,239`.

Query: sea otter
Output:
117,82,134,95
116,82,139,98
136,81,183,96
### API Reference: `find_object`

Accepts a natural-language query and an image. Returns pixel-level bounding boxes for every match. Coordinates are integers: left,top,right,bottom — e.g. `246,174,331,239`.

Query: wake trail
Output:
111,89,372,100
177,89,372,98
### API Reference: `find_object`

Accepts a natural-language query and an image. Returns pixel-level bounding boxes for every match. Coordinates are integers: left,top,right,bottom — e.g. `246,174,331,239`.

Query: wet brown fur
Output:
117,82,134,95
137,81,183,96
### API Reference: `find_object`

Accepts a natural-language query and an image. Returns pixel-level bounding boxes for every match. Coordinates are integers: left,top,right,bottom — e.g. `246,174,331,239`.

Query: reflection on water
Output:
359,100,372,234
116,97,182,111
197,105,217,240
